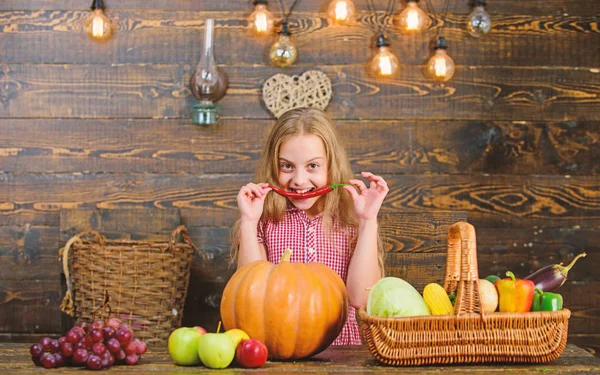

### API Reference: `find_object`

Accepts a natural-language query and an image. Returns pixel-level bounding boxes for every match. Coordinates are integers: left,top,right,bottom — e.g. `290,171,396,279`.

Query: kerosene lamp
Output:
190,19,229,125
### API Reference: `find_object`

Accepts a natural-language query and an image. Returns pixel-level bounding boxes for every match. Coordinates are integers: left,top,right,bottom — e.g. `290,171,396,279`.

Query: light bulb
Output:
327,0,356,25
269,22,297,67
466,0,491,37
425,36,455,82
249,1,275,35
369,35,399,77
84,0,113,41
396,0,429,33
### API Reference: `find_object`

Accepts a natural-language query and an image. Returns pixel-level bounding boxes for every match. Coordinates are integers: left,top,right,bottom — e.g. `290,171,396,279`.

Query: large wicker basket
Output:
59,225,197,345
359,221,570,366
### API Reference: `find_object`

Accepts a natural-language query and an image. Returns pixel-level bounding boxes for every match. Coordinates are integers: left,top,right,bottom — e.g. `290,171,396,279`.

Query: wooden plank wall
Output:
0,0,598,353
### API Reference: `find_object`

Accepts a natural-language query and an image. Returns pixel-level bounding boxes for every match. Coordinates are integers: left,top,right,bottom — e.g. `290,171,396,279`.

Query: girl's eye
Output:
280,163,293,171
308,163,319,169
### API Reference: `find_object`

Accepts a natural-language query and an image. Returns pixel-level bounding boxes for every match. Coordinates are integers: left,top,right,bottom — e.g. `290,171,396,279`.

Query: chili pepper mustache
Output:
268,184,351,199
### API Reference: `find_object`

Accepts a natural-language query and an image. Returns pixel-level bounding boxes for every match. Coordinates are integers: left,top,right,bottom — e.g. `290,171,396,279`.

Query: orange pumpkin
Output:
220,249,348,360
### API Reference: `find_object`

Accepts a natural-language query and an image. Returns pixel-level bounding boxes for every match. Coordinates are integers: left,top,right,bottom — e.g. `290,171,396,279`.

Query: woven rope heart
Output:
262,70,332,118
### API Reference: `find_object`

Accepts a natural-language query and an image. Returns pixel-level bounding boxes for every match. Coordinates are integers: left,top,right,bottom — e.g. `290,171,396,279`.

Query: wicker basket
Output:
59,225,197,345
359,221,570,366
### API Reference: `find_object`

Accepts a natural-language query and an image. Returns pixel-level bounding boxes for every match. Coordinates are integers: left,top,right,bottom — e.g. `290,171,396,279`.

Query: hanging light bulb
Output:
249,0,275,35
327,0,356,25
369,34,399,77
84,0,113,41
396,0,429,33
466,0,492,37
425,36,455,82
269,21,298,67
190,19,229,125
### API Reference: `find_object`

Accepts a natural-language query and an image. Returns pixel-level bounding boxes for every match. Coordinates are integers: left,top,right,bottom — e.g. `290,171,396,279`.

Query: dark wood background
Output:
0,0,598,354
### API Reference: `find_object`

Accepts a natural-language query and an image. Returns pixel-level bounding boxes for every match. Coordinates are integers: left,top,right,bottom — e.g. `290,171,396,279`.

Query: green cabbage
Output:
366,277,431,317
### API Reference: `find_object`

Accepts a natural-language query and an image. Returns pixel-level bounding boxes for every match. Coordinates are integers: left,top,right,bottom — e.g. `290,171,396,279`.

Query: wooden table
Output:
1,343,598,374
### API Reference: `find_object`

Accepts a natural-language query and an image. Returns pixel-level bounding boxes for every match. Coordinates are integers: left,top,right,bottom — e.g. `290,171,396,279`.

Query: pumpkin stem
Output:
281,248,293,262
217,321,222,333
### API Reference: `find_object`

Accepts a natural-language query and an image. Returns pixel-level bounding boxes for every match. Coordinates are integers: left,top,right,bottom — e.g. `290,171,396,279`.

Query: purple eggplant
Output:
524,252,586,292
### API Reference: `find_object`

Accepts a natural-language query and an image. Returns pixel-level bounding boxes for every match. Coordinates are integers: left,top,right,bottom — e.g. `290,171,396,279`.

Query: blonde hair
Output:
230,108,384,273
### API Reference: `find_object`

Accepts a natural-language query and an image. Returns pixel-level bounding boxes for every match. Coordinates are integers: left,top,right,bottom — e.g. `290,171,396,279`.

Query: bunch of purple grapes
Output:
30,317,147,370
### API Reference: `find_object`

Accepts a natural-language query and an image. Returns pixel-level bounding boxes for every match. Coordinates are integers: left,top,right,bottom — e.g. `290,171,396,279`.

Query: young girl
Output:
231,107,388,345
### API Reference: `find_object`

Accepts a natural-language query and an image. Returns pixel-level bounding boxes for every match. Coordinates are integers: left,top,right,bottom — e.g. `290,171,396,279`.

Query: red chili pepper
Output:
268,184,349,199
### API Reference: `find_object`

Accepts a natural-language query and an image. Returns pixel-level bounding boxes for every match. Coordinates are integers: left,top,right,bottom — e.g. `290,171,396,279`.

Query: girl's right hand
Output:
237,182,272,222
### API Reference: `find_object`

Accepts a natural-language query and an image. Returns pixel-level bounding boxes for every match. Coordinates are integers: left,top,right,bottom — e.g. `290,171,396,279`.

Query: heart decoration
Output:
262,70,332,118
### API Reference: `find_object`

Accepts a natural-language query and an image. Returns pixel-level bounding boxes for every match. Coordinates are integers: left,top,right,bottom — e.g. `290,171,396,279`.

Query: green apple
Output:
168,327,205,365
197,332,236,369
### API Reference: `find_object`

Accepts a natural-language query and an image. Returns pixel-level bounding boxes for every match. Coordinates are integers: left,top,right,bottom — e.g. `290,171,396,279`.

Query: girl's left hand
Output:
343,172,389,221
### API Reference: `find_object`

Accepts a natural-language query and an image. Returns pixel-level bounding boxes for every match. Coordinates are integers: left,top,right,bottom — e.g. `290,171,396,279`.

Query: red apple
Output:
235,339,268,368
194,326,207,335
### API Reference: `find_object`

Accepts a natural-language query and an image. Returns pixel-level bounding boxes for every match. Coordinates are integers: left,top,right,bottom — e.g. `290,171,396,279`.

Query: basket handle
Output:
169,225,197,253
59,230,105,317
442,222,484,317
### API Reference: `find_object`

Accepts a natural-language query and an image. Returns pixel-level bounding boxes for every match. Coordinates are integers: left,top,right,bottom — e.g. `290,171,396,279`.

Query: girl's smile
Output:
288,187,316,194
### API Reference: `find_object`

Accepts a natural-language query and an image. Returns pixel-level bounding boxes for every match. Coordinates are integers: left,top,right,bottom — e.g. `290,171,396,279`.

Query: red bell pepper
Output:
495,271,535,312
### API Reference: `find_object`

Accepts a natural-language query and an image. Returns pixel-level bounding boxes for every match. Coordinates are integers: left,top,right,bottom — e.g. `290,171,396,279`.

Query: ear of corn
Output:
423,283,455,315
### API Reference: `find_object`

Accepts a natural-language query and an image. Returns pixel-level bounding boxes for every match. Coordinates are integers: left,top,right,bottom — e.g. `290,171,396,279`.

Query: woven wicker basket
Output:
359,221,570,366
59,225,197,345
